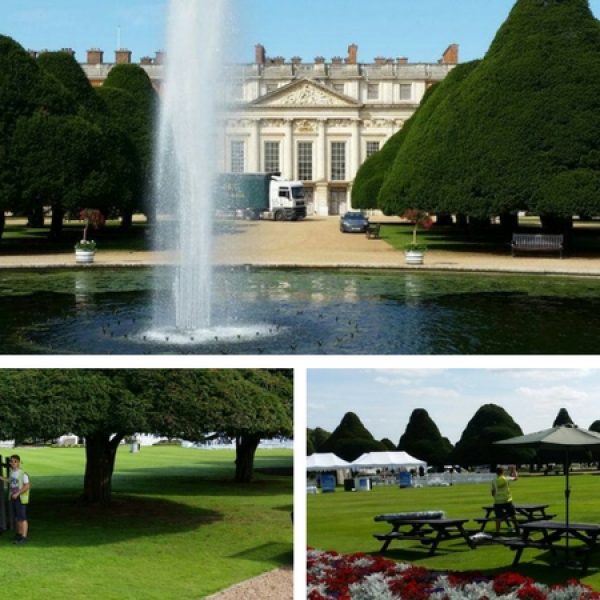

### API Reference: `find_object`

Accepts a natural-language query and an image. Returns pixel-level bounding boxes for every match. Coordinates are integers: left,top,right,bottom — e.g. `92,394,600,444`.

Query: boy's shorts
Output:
11,498,27,522
493,502,515,519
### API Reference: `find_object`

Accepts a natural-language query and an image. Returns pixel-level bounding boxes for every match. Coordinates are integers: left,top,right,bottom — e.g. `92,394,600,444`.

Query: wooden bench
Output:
511,234,564,258
474,513,557,532
366,223,381,239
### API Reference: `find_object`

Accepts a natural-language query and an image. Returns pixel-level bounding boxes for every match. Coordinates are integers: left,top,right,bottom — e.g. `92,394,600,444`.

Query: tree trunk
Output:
0,211,5,240
234,434,261,483
49,206,65,240
83,432,123,504
27,207,45,228
434,213,453,227
456,214,468,231
499,212,519,237
120,211,133,230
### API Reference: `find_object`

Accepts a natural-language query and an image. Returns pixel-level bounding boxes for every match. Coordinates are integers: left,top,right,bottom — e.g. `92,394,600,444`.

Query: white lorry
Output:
217,172,306,221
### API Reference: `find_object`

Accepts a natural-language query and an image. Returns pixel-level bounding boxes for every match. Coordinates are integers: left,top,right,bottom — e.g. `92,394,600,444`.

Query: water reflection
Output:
2,267,600,354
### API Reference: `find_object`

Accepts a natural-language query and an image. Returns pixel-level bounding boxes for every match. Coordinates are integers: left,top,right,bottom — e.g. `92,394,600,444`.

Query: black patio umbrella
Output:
494,424,600,558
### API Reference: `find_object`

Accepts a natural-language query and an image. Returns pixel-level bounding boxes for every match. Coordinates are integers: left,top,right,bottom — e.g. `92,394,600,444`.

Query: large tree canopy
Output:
375,0,600,223
0,369,292,503
0,36,72,236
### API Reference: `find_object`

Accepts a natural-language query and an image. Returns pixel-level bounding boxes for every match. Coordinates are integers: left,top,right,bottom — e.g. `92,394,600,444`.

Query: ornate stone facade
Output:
78,43,458,215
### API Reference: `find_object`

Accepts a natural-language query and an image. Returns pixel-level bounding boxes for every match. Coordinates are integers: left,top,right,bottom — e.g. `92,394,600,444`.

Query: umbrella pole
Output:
565,449,570,561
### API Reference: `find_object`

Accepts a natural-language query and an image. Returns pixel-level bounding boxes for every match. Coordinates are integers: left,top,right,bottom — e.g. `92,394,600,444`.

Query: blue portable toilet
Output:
398,471,413,488
321,473,336,493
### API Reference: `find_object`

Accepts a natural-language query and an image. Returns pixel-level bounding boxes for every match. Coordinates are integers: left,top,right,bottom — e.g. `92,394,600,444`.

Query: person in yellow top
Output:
491,465,518,534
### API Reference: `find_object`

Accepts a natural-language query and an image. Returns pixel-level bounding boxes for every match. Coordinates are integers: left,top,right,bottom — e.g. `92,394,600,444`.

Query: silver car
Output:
340,211,369,233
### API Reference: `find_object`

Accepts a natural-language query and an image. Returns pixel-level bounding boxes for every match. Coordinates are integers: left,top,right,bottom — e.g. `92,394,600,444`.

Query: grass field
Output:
1,446,293,599
307,474,600,589
380,219,600,255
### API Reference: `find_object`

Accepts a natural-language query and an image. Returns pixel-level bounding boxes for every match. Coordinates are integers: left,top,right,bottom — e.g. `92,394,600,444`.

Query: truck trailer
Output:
216,172,306,221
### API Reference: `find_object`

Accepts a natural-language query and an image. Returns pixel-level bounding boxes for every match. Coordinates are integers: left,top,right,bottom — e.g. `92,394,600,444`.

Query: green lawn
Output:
1,446,292,599
1,218,150,254
380,220,600,256
308,474,600,589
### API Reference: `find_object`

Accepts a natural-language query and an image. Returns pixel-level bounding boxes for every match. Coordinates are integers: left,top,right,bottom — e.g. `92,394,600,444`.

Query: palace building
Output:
67,43,458,215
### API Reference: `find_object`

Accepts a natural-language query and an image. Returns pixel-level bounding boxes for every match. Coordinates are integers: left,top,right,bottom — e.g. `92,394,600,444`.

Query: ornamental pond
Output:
1,266,600,354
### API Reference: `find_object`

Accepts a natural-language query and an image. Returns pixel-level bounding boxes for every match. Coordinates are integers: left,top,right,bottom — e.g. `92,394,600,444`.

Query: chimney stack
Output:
87,48,104,65
441,44,459,65
60,48,75,58
155,50,165,65
346,43,358,65
255,44,266,65
115,49,132,64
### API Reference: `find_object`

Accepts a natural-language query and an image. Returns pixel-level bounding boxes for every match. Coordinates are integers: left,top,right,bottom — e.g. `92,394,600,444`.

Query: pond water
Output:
1,267,600,354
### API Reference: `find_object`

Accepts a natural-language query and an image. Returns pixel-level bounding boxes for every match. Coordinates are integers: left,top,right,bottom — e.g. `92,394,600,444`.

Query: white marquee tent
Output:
351,451,426,470
306,453,351,471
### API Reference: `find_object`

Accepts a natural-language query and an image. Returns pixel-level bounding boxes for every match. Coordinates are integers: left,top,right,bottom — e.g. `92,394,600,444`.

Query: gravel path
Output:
2,216,600,275
204,567,293,600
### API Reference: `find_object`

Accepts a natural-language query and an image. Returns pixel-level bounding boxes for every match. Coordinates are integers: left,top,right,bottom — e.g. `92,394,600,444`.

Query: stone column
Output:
351,119,361,180
317,119,326,181
249,119,260,172
283,119,294,179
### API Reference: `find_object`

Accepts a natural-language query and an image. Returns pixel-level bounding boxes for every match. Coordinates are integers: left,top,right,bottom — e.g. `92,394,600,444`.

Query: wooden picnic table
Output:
506,520,600,574
476,503,556,532
373,516,475,556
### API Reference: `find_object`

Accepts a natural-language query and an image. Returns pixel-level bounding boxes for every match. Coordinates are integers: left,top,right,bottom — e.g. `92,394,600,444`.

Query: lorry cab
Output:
269,176,306,220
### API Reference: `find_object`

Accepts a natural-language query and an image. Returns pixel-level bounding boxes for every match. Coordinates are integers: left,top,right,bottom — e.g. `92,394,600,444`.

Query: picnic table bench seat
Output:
473,513,557,531
511,233,564,258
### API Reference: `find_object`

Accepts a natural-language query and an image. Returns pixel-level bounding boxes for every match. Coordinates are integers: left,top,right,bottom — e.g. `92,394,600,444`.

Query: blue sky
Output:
307,369,600,445
5,1,600,64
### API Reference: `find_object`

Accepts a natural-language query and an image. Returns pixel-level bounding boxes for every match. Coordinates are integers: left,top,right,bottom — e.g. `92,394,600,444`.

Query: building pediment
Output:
249,79,360,108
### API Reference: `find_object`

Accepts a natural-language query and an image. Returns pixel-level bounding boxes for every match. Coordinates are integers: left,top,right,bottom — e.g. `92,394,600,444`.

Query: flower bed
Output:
307,549,600,599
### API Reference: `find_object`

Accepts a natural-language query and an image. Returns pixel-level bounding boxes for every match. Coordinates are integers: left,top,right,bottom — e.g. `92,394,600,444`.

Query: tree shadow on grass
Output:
229,542,293,566
107,468,292,499
20,494,223,548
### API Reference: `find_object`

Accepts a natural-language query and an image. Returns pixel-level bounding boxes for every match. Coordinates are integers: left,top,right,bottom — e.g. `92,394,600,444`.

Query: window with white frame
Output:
331,142,346,181
399,83,412,100
297,142,313,181
230,140,245,173
264,141,280,173
265,82,278,94
366,141,380,159
367,83,379,100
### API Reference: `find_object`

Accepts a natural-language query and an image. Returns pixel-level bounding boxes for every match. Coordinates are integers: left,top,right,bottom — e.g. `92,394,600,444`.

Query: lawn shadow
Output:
229,542,293,565
18,494,224,548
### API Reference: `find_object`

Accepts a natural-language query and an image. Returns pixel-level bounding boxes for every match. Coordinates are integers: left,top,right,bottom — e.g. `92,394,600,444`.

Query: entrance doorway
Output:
328,188,347,215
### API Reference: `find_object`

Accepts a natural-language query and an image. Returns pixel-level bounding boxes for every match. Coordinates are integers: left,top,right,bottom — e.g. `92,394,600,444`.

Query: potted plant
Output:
403,208,433,265
75,208,105,264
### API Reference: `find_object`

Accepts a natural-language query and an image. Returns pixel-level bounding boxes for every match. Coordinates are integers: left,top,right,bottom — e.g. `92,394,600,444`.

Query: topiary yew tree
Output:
397,408,453,467
319,412,385,461
377,0,600,227
452,403,535,468
353,61,478,213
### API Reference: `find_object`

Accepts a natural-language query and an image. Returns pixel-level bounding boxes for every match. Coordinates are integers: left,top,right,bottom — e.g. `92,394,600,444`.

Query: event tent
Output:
351,451,426,469
306,452,351,471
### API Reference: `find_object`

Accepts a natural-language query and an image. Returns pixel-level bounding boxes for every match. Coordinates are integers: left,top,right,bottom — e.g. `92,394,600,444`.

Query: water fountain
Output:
150,0,245,343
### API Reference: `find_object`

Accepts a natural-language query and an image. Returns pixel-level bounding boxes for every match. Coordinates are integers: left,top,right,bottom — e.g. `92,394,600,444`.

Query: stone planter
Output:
75,249,96,264
405,249,425,265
